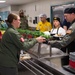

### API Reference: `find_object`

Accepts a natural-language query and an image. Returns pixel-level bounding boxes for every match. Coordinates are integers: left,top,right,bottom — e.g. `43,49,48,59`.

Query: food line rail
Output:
19,59,53,75
19,58,74,75
19,58,64,75
19,43,74,75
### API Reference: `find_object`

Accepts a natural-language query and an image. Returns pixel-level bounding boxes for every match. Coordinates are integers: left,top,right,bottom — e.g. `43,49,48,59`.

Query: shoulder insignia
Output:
20,37,24,42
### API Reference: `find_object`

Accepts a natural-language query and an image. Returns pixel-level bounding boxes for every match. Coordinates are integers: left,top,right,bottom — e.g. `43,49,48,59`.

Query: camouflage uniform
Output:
0,25,37,68
20,16,29,29
0,21,8,28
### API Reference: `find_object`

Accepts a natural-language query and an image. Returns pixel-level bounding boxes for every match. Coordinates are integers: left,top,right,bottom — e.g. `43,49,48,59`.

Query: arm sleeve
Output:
9,30,37,51
50,30,75,49
50,23,75,49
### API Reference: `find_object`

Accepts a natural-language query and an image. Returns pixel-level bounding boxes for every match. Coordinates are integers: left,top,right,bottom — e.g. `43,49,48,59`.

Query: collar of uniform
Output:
71,19,75,25
8,24,16,30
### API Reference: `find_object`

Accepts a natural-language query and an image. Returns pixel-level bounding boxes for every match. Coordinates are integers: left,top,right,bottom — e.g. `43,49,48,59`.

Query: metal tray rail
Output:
23,60,46,75
19,58,71,75
19,61,37,75
19,59,53,75
26,59,53,75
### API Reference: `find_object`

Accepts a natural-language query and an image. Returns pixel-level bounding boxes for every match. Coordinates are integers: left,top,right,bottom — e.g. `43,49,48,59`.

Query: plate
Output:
53,35,63,38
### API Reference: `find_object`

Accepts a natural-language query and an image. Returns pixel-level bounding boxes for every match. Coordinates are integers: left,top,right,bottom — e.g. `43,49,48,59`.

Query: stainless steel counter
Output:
18,57,75,75
19,43,75,75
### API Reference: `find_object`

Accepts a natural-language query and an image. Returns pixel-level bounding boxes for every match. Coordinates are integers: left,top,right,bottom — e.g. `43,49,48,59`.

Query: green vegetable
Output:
0,28,7,30
41,34,51,39
17,29,51,39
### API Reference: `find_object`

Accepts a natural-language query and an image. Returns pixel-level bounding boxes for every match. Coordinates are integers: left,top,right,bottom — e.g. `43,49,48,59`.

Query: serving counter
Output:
18,43,75,75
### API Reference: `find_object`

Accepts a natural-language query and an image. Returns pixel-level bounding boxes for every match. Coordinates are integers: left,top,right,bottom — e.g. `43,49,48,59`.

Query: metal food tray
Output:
27,43,68,59
27,43,51,58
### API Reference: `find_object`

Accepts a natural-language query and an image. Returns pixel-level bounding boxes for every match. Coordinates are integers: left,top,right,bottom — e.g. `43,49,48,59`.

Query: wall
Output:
0,5,20,13
0,5,20,20
0,6,11,12
11,5,20,14
19,0,75,27
0,0,75,27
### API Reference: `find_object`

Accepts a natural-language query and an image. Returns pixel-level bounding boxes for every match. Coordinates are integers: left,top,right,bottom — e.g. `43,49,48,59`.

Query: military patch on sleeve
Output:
20,37,24,42
69,26,72,29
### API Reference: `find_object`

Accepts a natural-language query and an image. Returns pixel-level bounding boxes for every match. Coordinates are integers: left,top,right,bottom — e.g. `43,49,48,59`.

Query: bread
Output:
20,53,31,61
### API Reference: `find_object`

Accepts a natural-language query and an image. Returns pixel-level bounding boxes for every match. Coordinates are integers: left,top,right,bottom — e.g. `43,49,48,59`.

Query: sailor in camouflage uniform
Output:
19,10,29,29
48,8,75,53
0,13,45,75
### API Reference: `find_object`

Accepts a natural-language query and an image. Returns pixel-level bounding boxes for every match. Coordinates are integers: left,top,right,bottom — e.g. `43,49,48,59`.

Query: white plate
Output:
53,35,63,38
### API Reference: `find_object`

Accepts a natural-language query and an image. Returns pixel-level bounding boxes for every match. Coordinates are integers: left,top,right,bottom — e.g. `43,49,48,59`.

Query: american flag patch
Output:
20,37,24,42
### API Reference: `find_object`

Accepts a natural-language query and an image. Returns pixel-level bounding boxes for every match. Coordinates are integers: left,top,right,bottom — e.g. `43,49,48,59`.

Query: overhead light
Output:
0,0,6,3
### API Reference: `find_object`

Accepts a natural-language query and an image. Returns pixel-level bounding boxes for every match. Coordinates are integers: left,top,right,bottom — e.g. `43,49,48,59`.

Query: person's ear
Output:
13,19,16,23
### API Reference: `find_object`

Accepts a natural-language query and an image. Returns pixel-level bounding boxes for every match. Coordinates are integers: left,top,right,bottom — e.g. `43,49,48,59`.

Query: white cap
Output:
39,14,47,18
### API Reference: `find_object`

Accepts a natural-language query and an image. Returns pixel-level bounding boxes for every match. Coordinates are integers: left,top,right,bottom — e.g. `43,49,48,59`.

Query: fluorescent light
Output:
0,0,6,3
